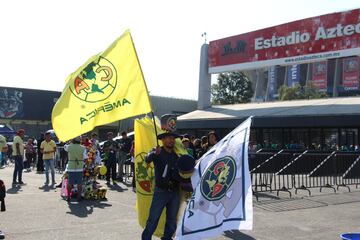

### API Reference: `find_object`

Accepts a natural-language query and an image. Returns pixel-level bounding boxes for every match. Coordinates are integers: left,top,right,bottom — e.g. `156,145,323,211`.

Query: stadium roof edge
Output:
177,97,360,129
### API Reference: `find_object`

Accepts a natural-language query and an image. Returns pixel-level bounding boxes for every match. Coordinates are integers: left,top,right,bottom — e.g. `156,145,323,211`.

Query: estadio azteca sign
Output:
208,9,360,73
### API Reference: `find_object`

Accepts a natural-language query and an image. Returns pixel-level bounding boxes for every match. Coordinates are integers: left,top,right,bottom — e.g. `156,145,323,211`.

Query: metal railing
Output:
250,150,360,200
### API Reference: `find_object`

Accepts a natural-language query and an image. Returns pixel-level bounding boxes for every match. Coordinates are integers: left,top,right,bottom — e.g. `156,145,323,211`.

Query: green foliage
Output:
211,72,253,104
278,83,328,101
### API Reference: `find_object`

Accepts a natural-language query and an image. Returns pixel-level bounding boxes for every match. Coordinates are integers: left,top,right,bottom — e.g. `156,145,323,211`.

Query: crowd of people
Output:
0,129,135,189
0,127,222,239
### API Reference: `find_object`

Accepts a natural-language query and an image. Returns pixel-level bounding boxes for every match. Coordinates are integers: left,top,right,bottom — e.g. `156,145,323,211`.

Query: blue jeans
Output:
0,152,5,166
12,155,23,183
44,159,55,184
141,187,180,240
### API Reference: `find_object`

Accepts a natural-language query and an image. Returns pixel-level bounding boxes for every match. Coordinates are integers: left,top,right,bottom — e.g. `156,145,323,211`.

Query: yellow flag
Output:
52,30,152,142
134,116,187,237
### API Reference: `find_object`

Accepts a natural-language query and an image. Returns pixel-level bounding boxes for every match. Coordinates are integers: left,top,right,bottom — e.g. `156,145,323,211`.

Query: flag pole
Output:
128,30,159,147
151,112,159,147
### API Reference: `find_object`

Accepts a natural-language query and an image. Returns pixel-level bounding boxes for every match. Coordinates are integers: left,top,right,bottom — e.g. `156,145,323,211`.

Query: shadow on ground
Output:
66,200,112,218
38,184,57,192
6,185,22,194
107,183,127,192
223,230,256,240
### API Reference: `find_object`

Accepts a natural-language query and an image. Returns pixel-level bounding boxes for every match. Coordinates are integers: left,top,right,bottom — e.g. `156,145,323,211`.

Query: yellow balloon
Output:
99,165,107,176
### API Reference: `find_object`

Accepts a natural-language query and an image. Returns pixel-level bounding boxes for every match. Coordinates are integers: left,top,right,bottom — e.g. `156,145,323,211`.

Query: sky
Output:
0,0,359,100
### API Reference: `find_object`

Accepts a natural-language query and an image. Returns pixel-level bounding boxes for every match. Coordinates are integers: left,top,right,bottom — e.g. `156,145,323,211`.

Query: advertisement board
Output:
209,9,360,73
267,66,278,100
312,61,328,91
287,65,301,87
342,57,359,91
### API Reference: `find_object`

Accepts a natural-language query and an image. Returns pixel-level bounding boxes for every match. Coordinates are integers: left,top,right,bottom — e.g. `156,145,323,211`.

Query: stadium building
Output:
178,8,360,150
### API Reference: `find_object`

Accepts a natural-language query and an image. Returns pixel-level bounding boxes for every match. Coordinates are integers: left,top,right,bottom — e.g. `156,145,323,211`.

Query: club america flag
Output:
176,117,253,239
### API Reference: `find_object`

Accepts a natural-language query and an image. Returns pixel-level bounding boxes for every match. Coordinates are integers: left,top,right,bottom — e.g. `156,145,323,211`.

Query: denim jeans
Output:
12,155,23,183
141,187,180,240
44,159,55,184
0,152,5,166
118,151,127,180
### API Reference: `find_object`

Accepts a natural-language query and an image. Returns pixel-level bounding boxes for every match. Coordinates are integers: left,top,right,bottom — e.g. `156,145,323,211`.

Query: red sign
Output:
312,61,328,91
343,57,360,90
208,9,360,73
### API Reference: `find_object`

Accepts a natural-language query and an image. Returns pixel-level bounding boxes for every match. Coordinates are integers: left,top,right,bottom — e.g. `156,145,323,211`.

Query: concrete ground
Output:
0,166,359,240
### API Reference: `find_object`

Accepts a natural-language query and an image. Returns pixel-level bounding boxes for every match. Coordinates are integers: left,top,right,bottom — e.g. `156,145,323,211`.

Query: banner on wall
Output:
312,61,328,91
208,9,360,73
267,66,278,100
342,57,360,91
0,87,60,120
287,65,300,87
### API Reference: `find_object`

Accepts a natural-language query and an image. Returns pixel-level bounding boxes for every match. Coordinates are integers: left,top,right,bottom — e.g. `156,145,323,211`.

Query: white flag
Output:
176,117,253,240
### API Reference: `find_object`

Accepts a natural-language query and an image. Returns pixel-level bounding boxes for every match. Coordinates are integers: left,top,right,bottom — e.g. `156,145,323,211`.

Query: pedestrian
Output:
141,132,181,240
0,178,6,239
40,132,57,186
37,133,45,172
12,129,25,185
25,138,36,172
181,138,194,157
206,131,219,151
200,136,208,157
59,141,68,171
193,138,202,159
81,135,91,148
118,131,132,182
130,140,135,192
103,132,118,185
66,137,85,202
90,132,100,151
0,134,7,168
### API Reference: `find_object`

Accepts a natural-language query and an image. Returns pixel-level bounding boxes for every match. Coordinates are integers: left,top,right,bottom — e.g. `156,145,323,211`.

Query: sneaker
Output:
44,182,49,186
12,181,17,185
18,181,25,185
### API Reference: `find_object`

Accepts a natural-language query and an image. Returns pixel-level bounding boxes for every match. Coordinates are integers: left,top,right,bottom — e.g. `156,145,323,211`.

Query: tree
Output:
211,72,253,105
278,83,328,101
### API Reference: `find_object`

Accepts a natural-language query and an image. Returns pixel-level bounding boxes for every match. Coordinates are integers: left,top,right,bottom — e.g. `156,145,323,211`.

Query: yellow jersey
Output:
40,140,57,160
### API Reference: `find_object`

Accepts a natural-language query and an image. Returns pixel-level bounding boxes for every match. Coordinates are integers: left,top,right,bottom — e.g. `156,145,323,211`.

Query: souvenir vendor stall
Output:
61,143,107,201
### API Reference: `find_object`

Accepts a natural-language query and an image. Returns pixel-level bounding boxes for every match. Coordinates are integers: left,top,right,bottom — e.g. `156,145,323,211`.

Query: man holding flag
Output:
141,131,181,240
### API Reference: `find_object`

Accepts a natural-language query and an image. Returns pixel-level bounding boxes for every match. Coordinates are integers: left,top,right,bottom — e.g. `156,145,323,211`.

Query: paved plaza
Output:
0,166,359,240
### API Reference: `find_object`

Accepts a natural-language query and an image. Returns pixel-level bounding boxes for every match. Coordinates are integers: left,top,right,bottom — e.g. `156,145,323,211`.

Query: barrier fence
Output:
249,149,360,200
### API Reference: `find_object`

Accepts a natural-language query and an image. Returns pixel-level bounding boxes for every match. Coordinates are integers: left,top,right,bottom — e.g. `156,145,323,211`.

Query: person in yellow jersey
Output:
12,129,25,185
0,134,7,168
40,132,57,186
